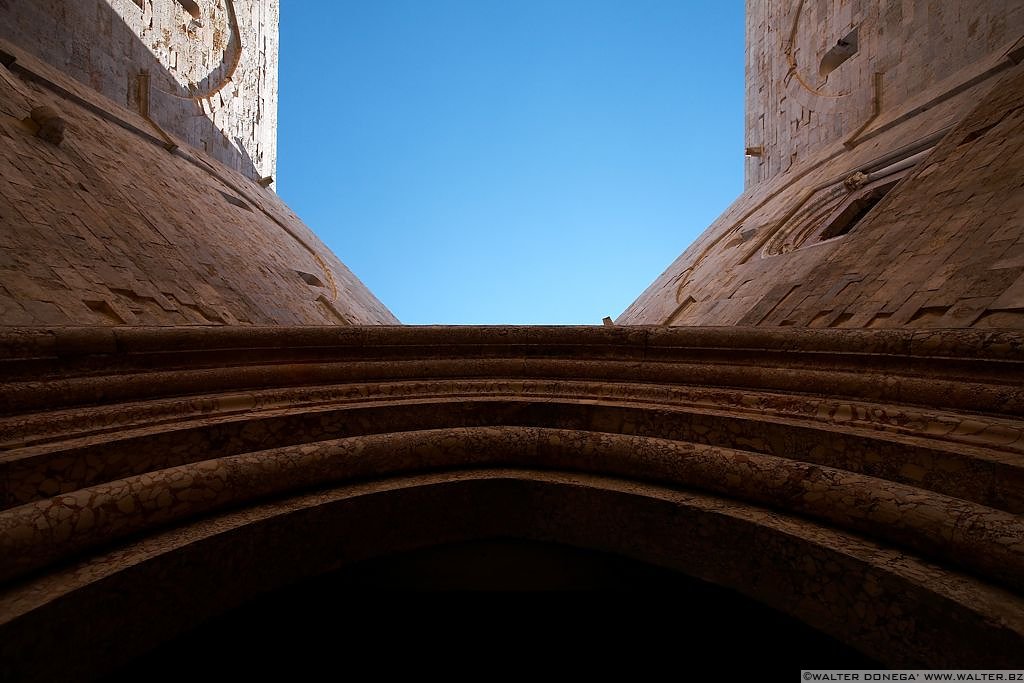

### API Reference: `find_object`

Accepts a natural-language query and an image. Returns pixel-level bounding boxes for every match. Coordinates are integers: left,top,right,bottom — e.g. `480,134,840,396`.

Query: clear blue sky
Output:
278,1,744,324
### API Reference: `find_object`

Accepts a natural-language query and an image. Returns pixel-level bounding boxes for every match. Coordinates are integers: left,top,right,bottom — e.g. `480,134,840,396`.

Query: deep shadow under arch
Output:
1,326,1022,680
104,538,877,681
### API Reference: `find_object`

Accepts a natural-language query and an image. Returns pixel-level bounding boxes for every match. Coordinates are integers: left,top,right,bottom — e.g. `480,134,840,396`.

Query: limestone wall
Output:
745,0,1024,186
621,54,1024,329
0,38,396,326
0,0,277,182
622,1,1024,329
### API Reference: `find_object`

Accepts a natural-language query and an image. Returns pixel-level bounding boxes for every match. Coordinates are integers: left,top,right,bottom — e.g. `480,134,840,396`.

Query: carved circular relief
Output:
142,0,237,94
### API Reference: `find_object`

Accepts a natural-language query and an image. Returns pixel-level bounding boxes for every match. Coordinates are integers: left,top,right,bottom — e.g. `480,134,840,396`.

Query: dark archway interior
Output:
104,539,877,679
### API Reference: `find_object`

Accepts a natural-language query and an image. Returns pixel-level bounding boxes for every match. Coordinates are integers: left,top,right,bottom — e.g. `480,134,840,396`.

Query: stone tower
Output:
2,0,279,180
0,0,396,326
1,2,1023,677
619,0,1024,330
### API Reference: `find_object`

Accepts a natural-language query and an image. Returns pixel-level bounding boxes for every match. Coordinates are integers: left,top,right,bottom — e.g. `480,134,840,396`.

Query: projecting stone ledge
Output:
0,325,1022,678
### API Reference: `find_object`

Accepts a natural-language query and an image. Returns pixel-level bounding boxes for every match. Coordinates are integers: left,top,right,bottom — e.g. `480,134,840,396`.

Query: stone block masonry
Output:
0,37,395,326
622,1,1024,330
0,0,279,183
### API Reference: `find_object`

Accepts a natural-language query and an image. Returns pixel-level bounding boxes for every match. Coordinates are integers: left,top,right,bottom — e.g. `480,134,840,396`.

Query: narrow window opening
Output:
819,179,896,241
819,27,858,79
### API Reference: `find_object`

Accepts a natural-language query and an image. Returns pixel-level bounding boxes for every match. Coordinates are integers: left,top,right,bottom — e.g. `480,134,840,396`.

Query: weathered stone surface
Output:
0,0,279,182
1,1,1023,678
745,0,1024,186
0,38,396,326
618,56,1024,327
0,325,1023,676
621,26,1024,329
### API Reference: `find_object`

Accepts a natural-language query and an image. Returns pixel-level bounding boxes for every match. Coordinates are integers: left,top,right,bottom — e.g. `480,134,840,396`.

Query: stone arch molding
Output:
1,326,1023,678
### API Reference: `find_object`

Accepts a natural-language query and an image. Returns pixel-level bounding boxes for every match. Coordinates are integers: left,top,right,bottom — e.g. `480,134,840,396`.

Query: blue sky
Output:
278,1,744,324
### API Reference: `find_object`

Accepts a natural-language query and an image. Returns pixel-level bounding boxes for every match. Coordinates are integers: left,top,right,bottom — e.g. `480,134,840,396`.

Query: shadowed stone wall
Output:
0,0,278,182
0,4,396,326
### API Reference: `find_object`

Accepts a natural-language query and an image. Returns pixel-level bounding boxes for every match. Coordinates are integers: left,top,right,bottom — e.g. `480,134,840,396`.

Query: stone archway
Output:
1,326,1023,679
